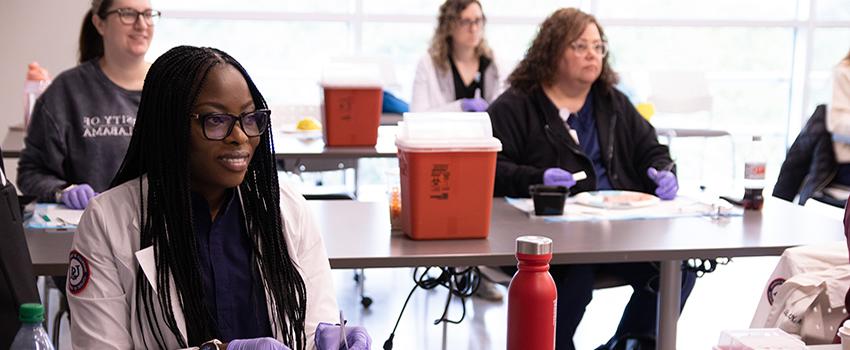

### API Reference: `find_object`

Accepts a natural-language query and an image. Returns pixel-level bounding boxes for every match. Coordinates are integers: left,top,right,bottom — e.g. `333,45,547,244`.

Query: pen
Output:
339,310,349,350
41,214,51,222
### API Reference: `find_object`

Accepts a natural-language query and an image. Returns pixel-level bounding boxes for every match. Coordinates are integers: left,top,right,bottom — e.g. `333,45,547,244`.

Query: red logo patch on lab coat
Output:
68,250,90,294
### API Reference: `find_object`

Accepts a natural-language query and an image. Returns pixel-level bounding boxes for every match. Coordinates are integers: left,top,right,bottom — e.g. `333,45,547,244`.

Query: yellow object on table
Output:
636,102,655,121
296,117,322,131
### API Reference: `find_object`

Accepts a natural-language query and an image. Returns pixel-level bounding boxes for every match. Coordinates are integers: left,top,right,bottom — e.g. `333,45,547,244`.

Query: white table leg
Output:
657,260,681,350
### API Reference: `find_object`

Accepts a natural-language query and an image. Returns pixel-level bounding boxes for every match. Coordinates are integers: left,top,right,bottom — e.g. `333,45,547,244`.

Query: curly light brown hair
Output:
428,0,493,72
508,8,618,94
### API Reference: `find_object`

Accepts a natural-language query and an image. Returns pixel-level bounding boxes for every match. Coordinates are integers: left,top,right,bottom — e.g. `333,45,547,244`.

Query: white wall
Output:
0,0,89,142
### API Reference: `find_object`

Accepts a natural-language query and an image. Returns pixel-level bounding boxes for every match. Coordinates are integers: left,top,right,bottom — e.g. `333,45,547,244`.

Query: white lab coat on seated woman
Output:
827,62,850,162
66,176,338,349
410,53,503,112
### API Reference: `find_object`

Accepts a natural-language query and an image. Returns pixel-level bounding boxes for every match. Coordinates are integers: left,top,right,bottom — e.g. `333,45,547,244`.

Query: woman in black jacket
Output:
488,8,696,350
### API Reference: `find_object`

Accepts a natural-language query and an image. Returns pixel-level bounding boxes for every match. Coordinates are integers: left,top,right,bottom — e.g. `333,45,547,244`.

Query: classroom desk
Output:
25,198,843,350
2,116,402,160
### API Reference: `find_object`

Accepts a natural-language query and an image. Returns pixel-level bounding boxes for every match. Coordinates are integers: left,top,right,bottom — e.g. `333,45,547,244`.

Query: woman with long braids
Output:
66,46,371,350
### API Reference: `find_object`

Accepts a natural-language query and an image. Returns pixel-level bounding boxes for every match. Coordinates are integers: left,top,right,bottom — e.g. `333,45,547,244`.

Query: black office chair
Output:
774,104,848,208
0,161,41,349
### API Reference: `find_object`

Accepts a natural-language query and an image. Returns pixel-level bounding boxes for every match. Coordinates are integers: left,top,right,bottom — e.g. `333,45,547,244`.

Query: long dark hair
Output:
111,46,308,349
428,0,492,72
78,0,113,63
508,8,618,94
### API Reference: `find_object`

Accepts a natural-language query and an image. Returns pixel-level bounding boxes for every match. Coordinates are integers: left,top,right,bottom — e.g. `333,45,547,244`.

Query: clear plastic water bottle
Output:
10,303,54,350
507,235,557,350
743,135,766,210
23,62,50,129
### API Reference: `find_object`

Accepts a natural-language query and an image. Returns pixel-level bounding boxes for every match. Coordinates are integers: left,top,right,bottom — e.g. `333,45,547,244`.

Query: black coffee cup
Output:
529,185,569,215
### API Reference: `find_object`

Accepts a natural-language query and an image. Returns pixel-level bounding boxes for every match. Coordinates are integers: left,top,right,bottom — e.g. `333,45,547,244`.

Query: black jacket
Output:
773,104,844,206
488,82,673,198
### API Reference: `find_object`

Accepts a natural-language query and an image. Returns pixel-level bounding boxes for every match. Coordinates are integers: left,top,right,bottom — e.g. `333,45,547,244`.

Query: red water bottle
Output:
507,235,557,350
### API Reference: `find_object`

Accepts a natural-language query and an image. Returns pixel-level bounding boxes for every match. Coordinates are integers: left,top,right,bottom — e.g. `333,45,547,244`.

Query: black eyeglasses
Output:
190,109,271,141
456,17,486,29
103,8,161,26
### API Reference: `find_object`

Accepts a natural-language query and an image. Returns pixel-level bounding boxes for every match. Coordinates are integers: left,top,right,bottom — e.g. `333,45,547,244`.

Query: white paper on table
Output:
45,206,84,225
505,195,741,222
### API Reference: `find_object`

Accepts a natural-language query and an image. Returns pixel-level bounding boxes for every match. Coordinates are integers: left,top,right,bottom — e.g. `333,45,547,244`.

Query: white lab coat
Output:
751,242,850,344
67,176,338,349
410,53,503,112
827,62,850,162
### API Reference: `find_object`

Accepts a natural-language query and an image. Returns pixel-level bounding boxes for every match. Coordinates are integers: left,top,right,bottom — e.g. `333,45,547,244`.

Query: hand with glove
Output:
543,168,576,189
59,184,97,210
315,322,371,350
647,167,678,200
460,98,489,112
227,337,290,350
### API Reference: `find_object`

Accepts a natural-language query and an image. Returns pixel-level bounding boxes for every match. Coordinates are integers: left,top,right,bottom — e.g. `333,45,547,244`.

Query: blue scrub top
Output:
191,190,272,341
567,93,613,190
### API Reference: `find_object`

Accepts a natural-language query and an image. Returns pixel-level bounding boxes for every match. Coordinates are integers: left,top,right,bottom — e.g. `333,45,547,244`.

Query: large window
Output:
149,0,850,190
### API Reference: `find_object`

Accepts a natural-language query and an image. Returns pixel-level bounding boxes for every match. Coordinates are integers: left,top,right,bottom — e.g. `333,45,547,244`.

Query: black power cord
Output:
383,266,482,350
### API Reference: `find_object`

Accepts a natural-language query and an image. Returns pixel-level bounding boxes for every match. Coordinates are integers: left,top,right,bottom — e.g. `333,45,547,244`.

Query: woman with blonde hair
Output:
827,49,850,172
410,0,502,112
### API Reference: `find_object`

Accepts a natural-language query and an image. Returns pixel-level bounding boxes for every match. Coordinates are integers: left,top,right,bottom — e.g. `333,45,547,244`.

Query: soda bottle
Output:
9,303,54,350
743,135,766,210
23,62,50,129
507,236,557,350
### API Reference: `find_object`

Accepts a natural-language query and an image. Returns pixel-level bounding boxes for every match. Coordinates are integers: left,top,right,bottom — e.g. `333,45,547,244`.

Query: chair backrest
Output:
0,165,40,348
647,71,713,114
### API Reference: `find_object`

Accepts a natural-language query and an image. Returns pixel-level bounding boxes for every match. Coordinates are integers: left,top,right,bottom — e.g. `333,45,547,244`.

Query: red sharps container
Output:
507,235,557,350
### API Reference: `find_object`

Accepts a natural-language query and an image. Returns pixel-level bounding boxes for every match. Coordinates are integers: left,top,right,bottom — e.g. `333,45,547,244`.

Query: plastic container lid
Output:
395,112,502,152
26,62,49,81
516,236,553,255
320,62,383,88
19,303,45,323
714,328,806,350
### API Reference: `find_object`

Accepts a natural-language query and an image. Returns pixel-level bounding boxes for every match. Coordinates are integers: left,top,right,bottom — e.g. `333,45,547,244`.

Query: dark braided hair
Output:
110,46,308,349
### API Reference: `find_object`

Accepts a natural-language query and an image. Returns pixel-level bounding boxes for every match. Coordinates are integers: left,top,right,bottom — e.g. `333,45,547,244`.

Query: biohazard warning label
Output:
430,164,450,200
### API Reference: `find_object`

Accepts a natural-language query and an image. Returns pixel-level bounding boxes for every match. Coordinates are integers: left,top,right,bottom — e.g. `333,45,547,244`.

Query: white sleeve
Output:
67,198,134,350
827,65,850,137
410,56,463,113
279,185,339,350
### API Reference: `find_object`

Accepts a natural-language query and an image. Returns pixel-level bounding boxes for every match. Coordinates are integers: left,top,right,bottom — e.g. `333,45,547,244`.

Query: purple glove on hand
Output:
647,167,678,200
60,184,97,210
460,98,489,112
227,337,290,350
543,168,576,189
315,322,371,350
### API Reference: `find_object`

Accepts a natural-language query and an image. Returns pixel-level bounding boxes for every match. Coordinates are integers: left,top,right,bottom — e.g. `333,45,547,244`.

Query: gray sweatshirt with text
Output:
18,60,140,202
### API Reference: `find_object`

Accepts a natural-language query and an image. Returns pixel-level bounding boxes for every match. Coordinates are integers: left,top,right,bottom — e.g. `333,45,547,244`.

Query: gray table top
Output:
26,197,845,276
3,120,400,160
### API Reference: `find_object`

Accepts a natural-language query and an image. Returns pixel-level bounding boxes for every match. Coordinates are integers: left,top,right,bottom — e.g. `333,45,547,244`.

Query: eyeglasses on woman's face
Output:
456,17,485,29
103,8,161,26
190,109,271,141
569,41,609,57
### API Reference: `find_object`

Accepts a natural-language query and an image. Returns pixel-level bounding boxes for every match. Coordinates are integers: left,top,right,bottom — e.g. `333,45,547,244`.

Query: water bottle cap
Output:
516,235,553,255
19,303,44,323
27,62,49,81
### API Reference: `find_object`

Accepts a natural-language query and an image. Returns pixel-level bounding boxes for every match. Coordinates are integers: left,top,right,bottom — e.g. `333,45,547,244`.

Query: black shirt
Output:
449,55,491,100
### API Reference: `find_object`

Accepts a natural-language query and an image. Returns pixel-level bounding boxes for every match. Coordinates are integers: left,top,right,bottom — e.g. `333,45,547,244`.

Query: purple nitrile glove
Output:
315,322,372,350
647,167,678,200
227,337,290,350
60,184,97,210
543,168,576,189
460,98,489,112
